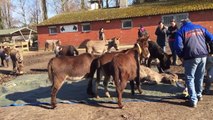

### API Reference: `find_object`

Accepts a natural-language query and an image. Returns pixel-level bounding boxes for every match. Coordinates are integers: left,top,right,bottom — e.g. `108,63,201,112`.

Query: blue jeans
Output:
169,41,177,64
184,57,207,104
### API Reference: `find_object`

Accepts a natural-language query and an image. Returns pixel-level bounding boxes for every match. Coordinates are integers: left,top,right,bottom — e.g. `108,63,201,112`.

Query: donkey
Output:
54,45,79,57
45,40,61,51
110,38,150,108
4,47,24,74
47,53,97,108
87,37,150,99
85,37,120,55
146,41,172,73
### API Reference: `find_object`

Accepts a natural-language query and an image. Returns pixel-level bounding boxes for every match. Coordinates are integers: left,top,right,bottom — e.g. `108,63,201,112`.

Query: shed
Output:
0,27,37,51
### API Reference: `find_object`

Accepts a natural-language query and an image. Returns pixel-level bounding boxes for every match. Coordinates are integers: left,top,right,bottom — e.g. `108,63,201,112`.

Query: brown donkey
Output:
110,38,149,108
87,37,150,103
48,53,97,108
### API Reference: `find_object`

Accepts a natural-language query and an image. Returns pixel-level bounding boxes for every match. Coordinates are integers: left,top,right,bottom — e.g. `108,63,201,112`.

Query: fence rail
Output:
0,41,29,51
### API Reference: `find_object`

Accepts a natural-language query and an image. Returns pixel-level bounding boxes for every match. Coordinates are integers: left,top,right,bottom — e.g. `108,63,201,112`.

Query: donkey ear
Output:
116,37,120,40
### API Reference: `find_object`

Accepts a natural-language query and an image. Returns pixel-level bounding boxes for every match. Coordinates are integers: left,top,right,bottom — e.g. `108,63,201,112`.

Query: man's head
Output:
180,18,191,26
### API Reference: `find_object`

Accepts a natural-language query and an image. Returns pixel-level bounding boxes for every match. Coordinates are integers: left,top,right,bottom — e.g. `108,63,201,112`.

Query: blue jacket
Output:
175,21,213,60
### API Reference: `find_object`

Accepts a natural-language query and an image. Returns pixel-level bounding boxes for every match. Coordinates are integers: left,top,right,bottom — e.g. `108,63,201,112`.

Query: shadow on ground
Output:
3,75,185,109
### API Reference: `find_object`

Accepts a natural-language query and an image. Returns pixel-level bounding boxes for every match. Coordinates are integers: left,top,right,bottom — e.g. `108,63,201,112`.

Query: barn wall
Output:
37,10,213,49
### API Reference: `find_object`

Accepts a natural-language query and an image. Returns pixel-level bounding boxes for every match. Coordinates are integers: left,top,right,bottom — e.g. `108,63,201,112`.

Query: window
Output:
82,23,91,32
60,25,78,33
122,19,132,29
162,13,189,27
48,26,57,34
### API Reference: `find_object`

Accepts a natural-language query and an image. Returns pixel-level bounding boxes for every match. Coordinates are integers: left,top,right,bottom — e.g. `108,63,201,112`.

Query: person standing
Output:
167,19,178,65
155,21,168,52
175,18,213,107
99,27,105,40
138,25,148,39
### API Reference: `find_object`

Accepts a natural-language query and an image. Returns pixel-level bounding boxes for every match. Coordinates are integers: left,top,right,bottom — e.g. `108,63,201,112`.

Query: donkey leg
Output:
1,57,5,67
95,70,102,98
51,76,64,109
147,57,153,67
87,77,94,96
135,78,142,94
103,75,111,98
130,80,135,95
118,80,127,109
12,61,17,73
6,60,9,67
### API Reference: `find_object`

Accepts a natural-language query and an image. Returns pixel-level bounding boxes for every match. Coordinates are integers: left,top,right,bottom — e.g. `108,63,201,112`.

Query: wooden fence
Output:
0,41,29,51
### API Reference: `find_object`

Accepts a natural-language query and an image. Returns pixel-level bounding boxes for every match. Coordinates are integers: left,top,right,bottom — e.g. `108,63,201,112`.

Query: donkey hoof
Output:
96,95,100,99
51,103,57,109
138,90,143,94
105,92,111,98
118,104,124,109
19,71,24,74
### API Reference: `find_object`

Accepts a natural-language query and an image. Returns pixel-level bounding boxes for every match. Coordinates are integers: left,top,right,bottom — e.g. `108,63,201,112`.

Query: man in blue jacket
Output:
175,18,213,108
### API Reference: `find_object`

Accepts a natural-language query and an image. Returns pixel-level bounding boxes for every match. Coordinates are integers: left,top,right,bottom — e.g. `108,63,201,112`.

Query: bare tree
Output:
0,7,3,29
13,0,28,26
106,0,109,8
29,0,41,24
81,0,85,9
0,0,12,28
61,0,81,13
41,0,47,21
47,0,61,14
115,0,120,7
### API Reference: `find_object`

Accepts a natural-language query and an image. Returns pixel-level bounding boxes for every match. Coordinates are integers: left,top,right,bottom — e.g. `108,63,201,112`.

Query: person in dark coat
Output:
167,19,178,65
155,21,168,52
99,27,105,40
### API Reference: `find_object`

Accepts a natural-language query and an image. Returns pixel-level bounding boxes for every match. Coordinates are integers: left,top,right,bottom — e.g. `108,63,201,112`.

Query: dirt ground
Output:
0,50,213,120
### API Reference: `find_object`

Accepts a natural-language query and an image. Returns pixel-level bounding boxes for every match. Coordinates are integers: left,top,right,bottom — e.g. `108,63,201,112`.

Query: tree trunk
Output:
116,0,120,7
106,0,109,8
98,0,103,8
81,0,85,10
0,7,4,29
40,0,47,21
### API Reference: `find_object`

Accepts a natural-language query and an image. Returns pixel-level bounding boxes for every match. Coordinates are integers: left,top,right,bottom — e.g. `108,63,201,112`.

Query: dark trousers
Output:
169,41,177,64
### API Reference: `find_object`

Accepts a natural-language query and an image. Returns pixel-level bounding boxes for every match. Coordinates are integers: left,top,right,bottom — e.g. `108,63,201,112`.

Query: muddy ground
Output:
0,50,213,120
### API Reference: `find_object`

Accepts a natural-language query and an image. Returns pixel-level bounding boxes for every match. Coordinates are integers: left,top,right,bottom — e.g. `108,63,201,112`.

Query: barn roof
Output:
0,27,37,37
38,0,213,26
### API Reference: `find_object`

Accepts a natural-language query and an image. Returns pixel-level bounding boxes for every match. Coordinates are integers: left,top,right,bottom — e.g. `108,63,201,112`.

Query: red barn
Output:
37,1,213,49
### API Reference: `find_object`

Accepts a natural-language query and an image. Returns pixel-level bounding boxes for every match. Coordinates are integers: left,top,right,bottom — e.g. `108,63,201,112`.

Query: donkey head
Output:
159,53,172,71
107,37,120,51
136,36,150,59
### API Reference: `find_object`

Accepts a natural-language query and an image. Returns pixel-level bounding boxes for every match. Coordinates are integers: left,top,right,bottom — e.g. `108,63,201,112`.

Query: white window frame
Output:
162,13,189,27
48,26,57,35
81,23,91,32
121,19,133,29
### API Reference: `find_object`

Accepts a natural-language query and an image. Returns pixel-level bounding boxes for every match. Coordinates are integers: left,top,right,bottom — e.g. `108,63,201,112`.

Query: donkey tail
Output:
86,57,100,96
47,58,54,84
112,61,120,90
